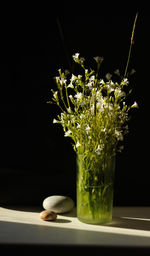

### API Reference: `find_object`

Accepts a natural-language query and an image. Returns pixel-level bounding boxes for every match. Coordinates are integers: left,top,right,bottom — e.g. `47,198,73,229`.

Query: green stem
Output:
94,96,97,116
65,84,70,109
56,17,72,70
124,43,132,78
57,103,64,112
124,12,138,78
59,88,68,111
61,96,68,110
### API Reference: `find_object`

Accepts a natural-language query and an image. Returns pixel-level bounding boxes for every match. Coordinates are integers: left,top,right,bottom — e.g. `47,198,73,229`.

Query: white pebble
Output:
43,195,74,213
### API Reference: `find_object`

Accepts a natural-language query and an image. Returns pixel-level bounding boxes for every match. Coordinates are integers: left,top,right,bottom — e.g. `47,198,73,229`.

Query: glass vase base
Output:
77,216,112,225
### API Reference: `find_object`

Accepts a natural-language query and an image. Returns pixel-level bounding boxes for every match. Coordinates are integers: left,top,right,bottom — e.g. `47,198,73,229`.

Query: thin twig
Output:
124,12,138,78
56,17,72,69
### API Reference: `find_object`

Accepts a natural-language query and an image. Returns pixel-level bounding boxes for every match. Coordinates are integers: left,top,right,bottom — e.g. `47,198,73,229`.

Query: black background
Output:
1,5,150,207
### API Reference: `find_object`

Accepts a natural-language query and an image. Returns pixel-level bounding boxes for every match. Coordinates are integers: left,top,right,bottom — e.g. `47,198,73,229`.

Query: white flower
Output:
72,53,80,59
64,130,72,137
67,83,74,89
70,74,77,82
72,53,85,64
77,123,80,128
85,125,91,134
60,113,65,123
53,91,58,99
76,141,81,148
121,78,129,86
70,115,75,122
96,96,105,112
75,92,83,101
107,103,113,110
91,88,97,94
99,79,104,84
114,69,120,76
130,69,136,75
105,73,112,81
64,69,70,76
115,130,123,141
93,56,104,63
67,107,72,113
80,113,84,119
115,88,126,98
95,145,103,155
80,57,85,63
67,74,77,88
131,101,138,108
106,81,115,93
86,81,93,89
53,119,59,124
89,75,95,81
69,95,74,101
55,76,60,83
109,80,114,86
60,78,67,85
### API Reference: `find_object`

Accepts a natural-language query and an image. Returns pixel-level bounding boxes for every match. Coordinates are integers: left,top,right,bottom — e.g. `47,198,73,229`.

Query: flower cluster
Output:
49,53,138,157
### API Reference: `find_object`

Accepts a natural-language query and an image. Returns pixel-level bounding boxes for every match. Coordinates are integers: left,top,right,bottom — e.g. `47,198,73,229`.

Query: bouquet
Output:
48,52,138,157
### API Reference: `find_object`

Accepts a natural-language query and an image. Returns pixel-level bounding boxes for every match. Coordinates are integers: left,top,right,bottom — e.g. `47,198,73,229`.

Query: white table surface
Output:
0,206,150,249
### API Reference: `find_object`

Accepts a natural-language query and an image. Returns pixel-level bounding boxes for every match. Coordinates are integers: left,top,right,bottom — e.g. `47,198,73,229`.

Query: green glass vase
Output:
76,152,115,224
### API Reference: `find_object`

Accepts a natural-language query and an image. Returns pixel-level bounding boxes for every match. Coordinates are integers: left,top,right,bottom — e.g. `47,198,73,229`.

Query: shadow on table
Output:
61,208,150,231
62,208,150,232
105,216,150,231
1,205,42,213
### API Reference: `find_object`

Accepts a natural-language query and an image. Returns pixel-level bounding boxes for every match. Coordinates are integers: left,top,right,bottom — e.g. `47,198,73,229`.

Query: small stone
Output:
43,195,74,213
40,210,57,221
